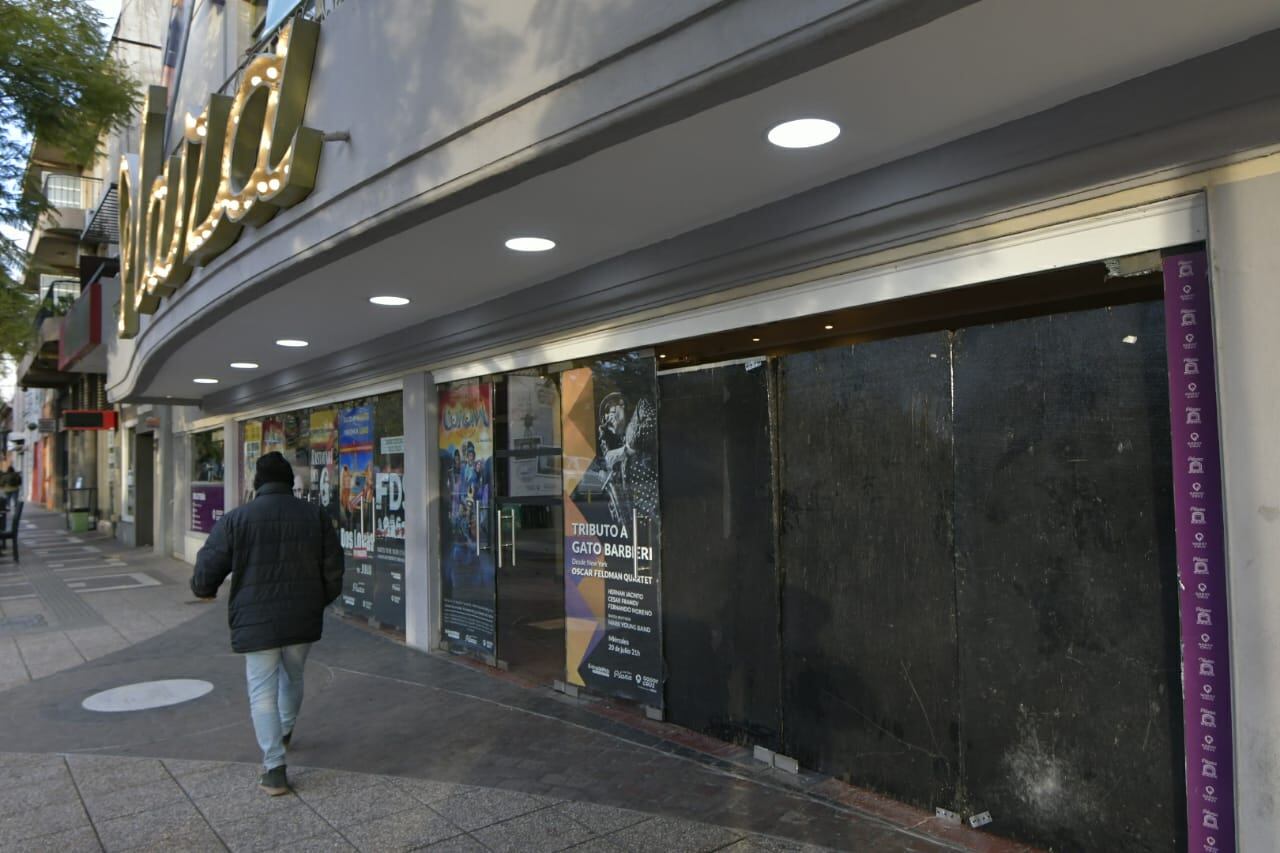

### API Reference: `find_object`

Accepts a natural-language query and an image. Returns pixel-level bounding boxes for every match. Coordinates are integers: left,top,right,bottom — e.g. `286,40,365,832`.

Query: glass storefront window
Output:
190,428,225,533
236,392,406,631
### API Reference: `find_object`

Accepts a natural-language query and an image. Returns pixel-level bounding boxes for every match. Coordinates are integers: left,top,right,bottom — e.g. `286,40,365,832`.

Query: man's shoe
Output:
258,765,289,796
282,729,292,748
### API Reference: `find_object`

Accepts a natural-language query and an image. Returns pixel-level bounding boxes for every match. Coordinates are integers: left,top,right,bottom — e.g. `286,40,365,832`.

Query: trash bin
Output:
70,510,91,533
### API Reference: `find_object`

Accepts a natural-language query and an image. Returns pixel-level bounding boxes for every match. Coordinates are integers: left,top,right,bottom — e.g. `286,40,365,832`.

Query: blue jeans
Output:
243,643,310,770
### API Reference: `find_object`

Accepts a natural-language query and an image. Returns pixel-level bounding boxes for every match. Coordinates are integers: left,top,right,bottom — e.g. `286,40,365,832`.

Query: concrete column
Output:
402,371,439,652
154,406,174,558
221,416,241,512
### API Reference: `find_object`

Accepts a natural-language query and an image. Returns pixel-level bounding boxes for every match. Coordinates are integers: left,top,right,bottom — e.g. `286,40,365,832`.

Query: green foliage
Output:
0,0,140,361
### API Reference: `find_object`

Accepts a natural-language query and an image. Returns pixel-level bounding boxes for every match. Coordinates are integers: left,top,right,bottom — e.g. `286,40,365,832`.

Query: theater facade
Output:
103,2,1280,850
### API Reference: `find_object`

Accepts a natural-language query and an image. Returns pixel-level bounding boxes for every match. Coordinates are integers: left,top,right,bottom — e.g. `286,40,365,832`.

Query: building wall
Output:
110,0,903,399
1207,169,1280,849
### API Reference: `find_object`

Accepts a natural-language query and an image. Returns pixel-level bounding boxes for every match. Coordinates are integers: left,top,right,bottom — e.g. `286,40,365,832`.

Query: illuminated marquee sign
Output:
117,18,322,338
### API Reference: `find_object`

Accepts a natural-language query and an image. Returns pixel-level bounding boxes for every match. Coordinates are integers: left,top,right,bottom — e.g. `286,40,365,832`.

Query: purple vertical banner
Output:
1163,249,1234,853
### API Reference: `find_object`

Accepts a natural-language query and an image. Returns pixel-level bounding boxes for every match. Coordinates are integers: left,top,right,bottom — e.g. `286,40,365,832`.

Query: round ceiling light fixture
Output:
504,236,556,252
275,339,309,348
229,362,259,369
193,377,219,384
767,118,841,149
369,296,411,306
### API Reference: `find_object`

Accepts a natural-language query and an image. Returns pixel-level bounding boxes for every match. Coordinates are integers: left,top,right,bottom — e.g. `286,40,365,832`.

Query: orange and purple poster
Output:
562,353,662,706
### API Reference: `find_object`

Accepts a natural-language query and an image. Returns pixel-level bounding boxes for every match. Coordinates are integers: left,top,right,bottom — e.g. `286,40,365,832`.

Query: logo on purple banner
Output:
1162,249,1234,853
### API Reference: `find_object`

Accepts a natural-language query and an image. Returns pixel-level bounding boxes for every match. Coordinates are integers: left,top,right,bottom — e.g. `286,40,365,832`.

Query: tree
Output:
0,0,139,361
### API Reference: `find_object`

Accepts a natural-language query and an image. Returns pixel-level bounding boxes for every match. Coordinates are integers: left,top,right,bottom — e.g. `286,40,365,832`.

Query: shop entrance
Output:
493,373,566,682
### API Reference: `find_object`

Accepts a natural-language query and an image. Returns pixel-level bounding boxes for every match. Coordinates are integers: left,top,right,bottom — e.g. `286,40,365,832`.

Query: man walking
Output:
192,451,344,795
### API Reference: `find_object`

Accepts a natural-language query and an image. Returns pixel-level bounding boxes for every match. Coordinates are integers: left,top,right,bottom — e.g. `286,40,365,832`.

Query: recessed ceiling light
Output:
659,354,666,359
275,339,309,348
229,362,259,369
369,296,410,306
505,236,556,252
193,377,218,384
824,324,834,330
752,337,761,343
1122,335,1138,344
768,118,841,149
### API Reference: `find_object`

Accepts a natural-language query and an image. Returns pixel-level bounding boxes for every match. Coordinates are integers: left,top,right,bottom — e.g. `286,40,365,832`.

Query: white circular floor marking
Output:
82,679,214,712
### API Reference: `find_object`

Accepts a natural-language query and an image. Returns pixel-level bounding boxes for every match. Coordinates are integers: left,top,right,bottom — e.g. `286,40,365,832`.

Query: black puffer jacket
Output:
192,482,345,653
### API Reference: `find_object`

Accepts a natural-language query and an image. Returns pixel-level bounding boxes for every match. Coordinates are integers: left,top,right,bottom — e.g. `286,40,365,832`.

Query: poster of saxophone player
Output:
438,382,496,657
561,352,662,706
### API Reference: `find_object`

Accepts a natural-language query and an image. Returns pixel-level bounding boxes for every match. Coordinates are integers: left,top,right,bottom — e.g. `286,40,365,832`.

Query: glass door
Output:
493,373,566,682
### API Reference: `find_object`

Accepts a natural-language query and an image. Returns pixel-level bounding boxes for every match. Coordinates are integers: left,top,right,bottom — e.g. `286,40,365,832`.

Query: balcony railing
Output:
216,0,348,98
42,174,103,211
34,280,81,328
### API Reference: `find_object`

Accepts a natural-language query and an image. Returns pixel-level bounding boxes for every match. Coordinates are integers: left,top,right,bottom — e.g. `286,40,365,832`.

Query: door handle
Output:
497,505,504,568
510,509,517,567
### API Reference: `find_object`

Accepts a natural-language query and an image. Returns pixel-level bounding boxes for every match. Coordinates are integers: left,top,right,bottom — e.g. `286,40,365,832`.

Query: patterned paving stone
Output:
721,835,837,852
418,833,490,852
551,800,650,835
0,755,68,791
289,767,386,802
65,755,171,796
471,806,596,852
428,786,559,831
94,800,220,852
7,824,103,853
605,816,745,852
267,832,356,852
383,776,478,805
0,771,79,819
213,805,333,853
171,762,262,800
78,778,188,823
194,783,313,826
0,799,91,847
340,805,459,852
302,781,421,829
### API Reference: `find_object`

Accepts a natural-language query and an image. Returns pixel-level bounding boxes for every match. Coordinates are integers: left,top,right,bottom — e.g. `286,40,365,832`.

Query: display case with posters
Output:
234,394,407,633
190,428,225,533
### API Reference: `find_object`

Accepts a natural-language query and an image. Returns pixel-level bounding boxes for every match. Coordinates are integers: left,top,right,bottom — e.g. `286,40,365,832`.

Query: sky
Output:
1,0,125,403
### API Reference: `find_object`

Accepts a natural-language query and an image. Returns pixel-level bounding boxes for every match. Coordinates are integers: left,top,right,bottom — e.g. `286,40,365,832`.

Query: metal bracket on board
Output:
643,705,663,722
496,659,509,672
553,680,580,698
968,811,993,829
934,807,962,825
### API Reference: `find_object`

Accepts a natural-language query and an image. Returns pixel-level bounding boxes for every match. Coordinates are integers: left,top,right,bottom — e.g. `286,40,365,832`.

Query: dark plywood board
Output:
659,362,782,749
952,302,1184,852
778,334,960,807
